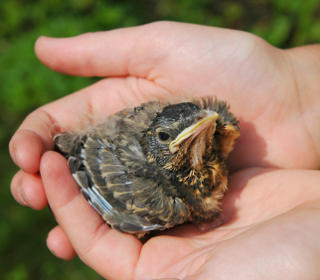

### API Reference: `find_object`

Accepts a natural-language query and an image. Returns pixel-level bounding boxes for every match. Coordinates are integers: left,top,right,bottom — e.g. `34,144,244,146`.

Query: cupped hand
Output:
9,22,320,279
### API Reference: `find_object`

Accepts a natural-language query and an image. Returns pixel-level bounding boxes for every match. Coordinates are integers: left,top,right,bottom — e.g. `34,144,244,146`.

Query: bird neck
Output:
172,156,228,222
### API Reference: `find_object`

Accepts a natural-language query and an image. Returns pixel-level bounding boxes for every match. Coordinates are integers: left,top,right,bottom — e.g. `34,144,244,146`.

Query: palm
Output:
132,167,320,279
10,22,320,280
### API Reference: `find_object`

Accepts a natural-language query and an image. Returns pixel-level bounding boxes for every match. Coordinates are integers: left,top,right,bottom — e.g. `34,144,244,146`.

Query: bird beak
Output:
169,112,219,154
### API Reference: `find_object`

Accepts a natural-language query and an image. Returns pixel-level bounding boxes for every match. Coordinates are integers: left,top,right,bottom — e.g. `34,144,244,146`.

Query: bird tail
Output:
54,133,83,156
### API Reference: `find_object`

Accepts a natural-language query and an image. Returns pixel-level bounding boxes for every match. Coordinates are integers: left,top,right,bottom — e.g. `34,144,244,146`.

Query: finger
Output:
9,128,49,174
9,104,57,173
41,151,142,280
223,168,320,227
35,23,161,77
47,225,76,260
11,170,47,210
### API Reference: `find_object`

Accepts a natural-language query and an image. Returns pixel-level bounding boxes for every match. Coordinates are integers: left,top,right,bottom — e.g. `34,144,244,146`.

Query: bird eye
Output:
157,131,171,143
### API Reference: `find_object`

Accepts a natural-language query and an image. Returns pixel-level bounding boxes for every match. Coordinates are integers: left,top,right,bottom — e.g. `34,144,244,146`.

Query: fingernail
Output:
9,139,17,165
35,36,54,48
38,35,54,40
18,186,29,207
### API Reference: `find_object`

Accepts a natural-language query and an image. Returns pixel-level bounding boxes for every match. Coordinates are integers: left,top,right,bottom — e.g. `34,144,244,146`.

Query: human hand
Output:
10,22,320,279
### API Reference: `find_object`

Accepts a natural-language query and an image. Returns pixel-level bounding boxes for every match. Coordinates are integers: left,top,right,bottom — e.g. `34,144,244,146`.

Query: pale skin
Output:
9,21,320,279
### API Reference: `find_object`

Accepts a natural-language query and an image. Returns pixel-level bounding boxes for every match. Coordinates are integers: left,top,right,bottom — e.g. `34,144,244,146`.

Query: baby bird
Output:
54,97,240,236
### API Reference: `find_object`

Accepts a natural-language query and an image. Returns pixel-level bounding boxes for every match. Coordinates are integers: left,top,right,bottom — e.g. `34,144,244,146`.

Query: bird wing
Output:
63,130,190,234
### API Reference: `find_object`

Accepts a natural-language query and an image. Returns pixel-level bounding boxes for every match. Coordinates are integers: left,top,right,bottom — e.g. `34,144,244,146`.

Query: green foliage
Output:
1,0,319,279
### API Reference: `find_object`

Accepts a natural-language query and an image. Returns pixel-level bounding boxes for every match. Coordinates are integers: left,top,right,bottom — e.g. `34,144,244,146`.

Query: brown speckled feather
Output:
55,97,239,236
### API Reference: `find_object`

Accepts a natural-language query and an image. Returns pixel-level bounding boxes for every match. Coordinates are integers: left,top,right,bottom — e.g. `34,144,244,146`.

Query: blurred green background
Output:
1,0,319,279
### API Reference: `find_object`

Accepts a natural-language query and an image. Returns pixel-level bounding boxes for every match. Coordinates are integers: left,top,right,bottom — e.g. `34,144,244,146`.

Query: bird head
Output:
144,99,240,173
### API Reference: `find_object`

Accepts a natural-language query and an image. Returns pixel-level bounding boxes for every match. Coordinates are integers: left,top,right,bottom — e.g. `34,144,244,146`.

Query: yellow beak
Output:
169,112,219,154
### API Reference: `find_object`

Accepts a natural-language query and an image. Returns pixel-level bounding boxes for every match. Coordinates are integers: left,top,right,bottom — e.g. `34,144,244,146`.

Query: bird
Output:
54,97,240,237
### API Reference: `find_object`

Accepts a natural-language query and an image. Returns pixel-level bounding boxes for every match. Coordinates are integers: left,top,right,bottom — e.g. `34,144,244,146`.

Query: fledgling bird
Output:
54,97,240,237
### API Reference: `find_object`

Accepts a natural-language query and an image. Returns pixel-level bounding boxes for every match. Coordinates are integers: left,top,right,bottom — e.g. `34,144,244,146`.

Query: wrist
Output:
285,45,320,165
